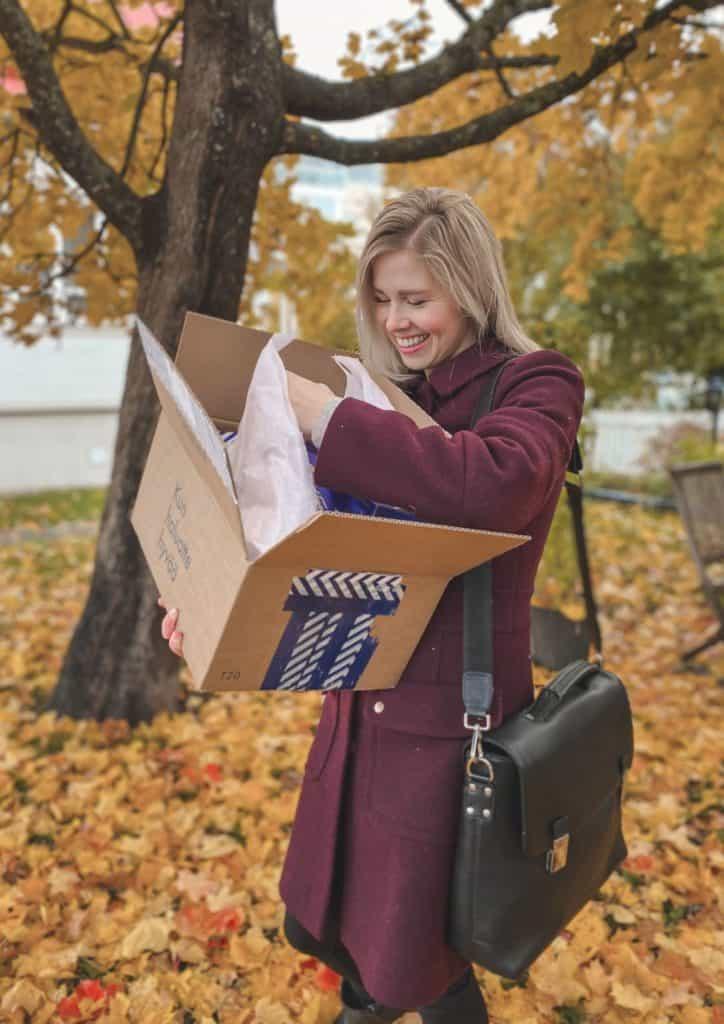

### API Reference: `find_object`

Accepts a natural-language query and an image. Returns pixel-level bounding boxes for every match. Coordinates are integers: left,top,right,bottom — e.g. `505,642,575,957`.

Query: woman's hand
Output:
286,371,336,440
158,595,184,658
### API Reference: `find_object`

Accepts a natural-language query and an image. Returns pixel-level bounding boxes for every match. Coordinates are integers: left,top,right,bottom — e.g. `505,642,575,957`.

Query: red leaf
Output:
202,763,223,782
315,964,341,992
56,996,81,1020
76,980,106,1002
209,908,240,932
626,854,655,872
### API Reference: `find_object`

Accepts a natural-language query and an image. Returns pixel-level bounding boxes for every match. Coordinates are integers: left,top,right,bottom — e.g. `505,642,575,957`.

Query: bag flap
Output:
484,664,634,857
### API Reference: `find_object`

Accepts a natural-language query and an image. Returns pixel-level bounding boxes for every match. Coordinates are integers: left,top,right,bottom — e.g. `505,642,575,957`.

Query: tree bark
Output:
50,0,284,723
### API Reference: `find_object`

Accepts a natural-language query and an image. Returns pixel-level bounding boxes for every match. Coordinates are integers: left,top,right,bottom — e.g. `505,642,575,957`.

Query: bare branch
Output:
0,0,143,251
0,127,20,206
283,0,553,121
36,218,109,295
280,0,714,164
49,0,73,51
119,13,181,180
487,41,516,98
445,0,473,26
52,33,131,55
145,54,180,82
148,72,172,184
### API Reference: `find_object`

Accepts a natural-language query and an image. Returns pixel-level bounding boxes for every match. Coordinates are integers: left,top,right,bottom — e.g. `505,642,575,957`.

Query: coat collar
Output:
407,334,511,406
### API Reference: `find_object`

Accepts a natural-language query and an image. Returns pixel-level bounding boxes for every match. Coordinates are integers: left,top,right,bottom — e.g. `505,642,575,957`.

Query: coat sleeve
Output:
313,350,584,534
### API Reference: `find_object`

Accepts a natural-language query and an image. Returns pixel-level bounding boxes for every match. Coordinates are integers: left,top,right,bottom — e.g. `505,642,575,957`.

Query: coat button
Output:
373,701,385,714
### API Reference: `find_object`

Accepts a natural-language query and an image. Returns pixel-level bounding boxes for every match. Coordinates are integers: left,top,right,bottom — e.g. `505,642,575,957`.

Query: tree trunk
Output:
50,0,284,724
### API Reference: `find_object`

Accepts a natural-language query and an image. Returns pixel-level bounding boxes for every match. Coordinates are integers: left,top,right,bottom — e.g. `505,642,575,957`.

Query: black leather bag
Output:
446,359,635,979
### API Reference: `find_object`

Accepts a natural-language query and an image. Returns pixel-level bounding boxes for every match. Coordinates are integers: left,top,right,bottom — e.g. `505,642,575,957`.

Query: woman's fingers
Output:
161,608,178,640
159,603,184,657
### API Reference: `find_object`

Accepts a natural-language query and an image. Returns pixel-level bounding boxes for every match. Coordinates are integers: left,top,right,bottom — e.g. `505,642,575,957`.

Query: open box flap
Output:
175,312,441,431
253,511,528,579
135,318,244,546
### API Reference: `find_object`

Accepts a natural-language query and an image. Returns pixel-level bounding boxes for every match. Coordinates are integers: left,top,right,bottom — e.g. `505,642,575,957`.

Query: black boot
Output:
418,968,488,1023
333,979,404,1024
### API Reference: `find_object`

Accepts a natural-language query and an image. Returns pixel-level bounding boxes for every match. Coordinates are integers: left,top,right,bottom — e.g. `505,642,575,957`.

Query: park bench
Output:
668,460,724,660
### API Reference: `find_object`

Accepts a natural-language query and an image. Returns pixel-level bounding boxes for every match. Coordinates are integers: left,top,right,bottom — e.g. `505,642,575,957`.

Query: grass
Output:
0,472,676,535
0,487,107,531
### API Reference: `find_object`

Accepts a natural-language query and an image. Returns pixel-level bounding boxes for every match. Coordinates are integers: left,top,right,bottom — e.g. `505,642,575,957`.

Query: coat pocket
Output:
365,726,465,845
362,685,469,845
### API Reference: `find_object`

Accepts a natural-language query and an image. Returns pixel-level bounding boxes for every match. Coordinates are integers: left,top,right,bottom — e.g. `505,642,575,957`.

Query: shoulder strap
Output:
462,358,601,727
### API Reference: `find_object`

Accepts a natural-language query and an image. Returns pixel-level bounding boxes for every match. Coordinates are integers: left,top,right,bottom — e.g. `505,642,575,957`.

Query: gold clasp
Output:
546,832,569,873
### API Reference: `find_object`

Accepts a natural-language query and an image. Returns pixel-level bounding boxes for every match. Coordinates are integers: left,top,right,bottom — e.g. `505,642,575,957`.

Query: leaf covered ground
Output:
0,502,722,1023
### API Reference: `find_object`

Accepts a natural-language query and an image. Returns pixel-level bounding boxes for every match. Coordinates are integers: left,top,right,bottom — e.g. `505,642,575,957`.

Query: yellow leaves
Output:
2,511,723,1020
120,916,172,958
552,0,604,76
0,979,49,1016
611,978,657,1013
243,924,272,957
347,31,362,58
14,938,80,979
252,997,293,1024
530,945,589,1002
608,905,637,926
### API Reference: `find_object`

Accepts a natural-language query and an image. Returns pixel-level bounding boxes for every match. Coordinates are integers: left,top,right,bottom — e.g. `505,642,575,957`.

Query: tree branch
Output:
283,0,553,121
34,217,109,296
280,0,716,164
119,14,181,180
487,40,516,98
51,32,131,55
444,0,473,26
0,0,143,251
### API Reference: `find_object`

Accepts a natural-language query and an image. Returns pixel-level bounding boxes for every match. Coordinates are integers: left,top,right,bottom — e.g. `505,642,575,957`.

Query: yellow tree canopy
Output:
2,0,720,344
0,2,356,345
380,1,723,302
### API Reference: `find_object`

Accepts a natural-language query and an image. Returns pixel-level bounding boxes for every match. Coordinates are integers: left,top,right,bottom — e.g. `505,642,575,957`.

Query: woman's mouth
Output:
395,333,430,355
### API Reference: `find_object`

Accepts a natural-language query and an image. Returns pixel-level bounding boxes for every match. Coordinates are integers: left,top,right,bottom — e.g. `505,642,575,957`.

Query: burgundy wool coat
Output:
278,336,585,1008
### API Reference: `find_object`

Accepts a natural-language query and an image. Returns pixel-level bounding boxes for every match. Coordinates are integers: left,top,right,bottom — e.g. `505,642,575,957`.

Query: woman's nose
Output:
385,306,411,333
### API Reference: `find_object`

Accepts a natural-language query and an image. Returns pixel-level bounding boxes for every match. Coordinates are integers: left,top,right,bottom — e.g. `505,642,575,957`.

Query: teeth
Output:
397,335,428,348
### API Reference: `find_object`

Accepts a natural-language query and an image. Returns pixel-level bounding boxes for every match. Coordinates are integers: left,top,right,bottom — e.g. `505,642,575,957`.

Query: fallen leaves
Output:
0,503,722,1022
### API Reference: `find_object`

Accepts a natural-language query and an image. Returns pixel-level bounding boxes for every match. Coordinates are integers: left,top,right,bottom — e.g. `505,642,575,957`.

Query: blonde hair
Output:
356,187,539,384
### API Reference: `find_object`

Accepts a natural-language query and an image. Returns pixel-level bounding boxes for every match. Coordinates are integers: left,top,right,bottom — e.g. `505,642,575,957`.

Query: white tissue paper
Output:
225,334,394,561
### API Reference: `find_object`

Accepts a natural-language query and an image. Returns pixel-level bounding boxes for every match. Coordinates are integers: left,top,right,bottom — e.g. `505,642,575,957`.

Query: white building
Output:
290,158,385,246
0,326,130,494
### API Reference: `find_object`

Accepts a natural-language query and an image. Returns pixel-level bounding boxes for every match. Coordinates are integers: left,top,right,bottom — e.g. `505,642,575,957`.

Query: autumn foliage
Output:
0,500,722,1022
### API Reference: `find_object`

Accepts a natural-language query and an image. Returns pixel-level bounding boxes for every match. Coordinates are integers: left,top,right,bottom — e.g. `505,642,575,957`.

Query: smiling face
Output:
371,249,474,374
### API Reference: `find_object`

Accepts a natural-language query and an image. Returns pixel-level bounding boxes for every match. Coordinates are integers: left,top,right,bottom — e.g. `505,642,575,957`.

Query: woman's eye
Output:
408,299,427,307
373,296,389,304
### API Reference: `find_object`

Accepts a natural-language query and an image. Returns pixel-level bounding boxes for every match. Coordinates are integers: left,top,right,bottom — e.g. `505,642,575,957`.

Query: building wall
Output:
587,410,720,475
0,408,120,494
0,326,130,495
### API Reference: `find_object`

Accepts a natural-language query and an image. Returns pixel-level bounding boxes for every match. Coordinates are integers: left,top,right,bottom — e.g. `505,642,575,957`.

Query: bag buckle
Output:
464,713,493,781
463,712,491,733
546,832,569,874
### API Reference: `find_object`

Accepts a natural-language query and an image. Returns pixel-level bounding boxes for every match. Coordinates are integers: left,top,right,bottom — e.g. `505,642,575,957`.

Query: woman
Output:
161,188,584,1022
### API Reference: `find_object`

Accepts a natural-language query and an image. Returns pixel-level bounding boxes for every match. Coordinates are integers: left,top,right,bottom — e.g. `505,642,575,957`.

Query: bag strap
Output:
462,357,600,729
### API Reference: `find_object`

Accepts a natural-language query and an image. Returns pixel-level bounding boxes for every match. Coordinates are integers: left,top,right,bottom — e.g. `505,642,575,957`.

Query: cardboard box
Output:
130,312,528,693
